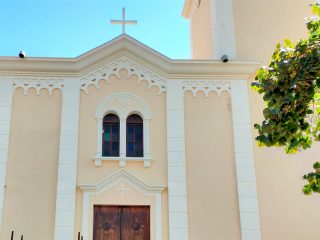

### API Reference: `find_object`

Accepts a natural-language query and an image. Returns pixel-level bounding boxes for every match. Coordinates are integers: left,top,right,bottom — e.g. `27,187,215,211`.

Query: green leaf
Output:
303,184,312,195
313,162,320,169
284,39,294,48
252,4,320,195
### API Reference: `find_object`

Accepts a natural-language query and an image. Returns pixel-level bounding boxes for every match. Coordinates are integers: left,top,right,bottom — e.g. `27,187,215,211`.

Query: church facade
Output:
0,1,319,240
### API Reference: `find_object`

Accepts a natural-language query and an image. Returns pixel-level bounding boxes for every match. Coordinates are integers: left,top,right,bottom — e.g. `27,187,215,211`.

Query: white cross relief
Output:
116,182,129,196
110,8,137,34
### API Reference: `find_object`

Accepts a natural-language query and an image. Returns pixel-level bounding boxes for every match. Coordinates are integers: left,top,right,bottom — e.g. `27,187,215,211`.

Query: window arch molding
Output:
95,93,151,120
94,93,152,167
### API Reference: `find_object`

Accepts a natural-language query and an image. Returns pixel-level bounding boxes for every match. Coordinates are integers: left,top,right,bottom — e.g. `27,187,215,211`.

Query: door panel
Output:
93,206,150,240
122,206,150,240
93,206,121,240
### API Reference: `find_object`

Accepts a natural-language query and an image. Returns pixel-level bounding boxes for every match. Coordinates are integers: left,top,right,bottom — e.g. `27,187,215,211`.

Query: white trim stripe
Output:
0,77,13,230
166,80,189,240
211,0,237,60
231,80,261,240
54,79,80,240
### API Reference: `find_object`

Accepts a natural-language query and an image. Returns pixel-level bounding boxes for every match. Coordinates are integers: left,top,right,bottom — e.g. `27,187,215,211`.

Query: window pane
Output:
112,142,119,156
103,114,120,123
112,125,119,141
127,142,134,153
127,126,134,141
103,142,111,156
103,129,111,142
126,114,143,157
135,126,143,141
136,141,143,157
102,114,120,157
127,114,143,124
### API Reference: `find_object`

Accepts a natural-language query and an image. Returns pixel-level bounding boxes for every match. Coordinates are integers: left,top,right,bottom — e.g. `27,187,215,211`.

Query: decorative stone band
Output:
11,56,167,96
182,80,231,97
13,77,64,95
12,78,231,98
80,56,167,95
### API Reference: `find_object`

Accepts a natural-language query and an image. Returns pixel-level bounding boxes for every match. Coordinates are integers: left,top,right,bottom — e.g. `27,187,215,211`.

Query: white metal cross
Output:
110,8,137,34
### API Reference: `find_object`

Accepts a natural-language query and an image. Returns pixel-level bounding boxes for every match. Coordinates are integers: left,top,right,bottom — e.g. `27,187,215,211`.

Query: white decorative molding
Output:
166,80,189,240
231,80,261,240
0,77,13,230
54,79,80,240
95,92,151,120
93,156,153,168
79,169,166,240
80,56,167,95
79,169,165,194
13,77,64,95
182,80,231,97
94,93,152,167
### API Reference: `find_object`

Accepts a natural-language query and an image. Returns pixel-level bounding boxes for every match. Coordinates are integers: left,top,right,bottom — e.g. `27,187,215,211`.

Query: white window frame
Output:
93,93,152,167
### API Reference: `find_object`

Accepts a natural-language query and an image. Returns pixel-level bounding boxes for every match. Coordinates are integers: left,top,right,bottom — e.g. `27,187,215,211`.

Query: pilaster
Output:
166,80,189,240
231,80,261,240
0,77,13,230
54,79,80,240
211,0,237,60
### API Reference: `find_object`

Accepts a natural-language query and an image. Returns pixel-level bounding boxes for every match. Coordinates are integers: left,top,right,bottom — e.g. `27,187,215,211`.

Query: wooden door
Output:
121,206,150,240
93,206,121,240
93,206,150,240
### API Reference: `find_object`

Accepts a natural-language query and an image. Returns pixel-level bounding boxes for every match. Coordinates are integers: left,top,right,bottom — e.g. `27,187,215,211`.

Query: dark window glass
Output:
102,114,120,157
126,114,143,157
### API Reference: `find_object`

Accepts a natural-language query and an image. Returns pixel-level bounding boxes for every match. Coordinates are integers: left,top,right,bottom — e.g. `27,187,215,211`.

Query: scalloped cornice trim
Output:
182,80,231,97
13,77,64,95
80,56,167,95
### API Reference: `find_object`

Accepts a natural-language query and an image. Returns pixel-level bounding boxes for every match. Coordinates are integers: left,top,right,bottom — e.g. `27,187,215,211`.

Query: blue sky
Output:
0,0,190,59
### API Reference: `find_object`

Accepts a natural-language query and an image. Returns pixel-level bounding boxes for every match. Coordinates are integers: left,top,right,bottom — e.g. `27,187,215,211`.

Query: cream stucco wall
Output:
249,82,320,239
1,88,61,240
185,91,241,240
1,1,319,238
236,1,320,237
189,0,214,59
74,69,169,239
187,0,313,63
238,2,320,238
186,1,320,239
233,0,312,64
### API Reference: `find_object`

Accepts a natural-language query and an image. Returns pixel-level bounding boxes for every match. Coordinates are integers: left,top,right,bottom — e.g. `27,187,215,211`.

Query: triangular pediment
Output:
76,34,172,71
0,34,260,80
79,169,166,195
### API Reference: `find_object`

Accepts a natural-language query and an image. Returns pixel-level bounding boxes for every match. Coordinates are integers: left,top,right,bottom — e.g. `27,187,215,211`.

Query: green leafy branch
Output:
251,3,320,194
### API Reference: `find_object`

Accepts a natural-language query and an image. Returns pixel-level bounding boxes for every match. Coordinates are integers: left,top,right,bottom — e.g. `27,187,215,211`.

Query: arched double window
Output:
95,93,151,166
102,113,144,158
126,114,143,157
102,114,120,157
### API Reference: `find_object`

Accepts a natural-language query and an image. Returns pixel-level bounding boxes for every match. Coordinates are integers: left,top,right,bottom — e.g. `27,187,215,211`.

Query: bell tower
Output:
182,0,237,60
